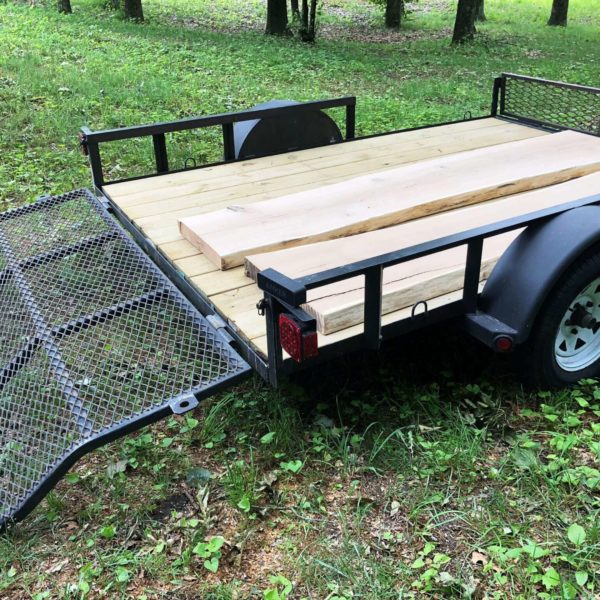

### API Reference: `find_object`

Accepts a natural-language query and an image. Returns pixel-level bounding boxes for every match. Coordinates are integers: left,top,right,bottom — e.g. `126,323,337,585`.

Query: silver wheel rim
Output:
554,277,600,372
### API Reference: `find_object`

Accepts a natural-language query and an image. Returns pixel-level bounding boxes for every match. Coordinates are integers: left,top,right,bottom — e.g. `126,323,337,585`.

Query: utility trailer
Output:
1,73,599,529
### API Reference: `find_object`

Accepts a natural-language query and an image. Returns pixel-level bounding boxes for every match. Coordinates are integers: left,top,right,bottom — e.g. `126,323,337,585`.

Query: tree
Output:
385,0,403,28
299,0,318,42
122,0,144,20
548,0,568,26
475,0,486,21
290,0,300,17
58,0,72,13
266,0,289,35
452,0,478,44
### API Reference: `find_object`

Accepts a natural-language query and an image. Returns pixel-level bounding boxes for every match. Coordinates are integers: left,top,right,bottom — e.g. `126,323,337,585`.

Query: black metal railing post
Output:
85,139,105,188
346,102,356,140
263,295,283,387
222,123,236,161
463,239,483,313
152,133,169,174
491,76,503,116
363,265,383,349
499,74,507,115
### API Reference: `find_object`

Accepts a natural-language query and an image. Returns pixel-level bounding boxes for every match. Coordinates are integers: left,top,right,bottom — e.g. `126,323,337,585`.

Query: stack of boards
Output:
179,130,600,335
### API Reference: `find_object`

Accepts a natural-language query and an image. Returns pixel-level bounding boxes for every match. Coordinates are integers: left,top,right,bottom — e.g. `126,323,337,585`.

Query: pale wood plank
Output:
127,123,546,224
181,131,600,270
124,121,547,246
303,232,518,334
105,117,510,202
245,172,600,280
190,267,253,297
173,254,216,278
159,239,199,261
119,122,543,217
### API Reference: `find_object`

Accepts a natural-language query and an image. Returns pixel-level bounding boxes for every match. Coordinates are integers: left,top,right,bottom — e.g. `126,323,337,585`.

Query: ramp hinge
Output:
95,193,110,210
169,393,199,415
207,313,235,345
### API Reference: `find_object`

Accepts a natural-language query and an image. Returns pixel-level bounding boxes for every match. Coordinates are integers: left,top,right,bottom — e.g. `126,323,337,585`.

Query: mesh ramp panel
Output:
501,73,600,136
0,189,250,528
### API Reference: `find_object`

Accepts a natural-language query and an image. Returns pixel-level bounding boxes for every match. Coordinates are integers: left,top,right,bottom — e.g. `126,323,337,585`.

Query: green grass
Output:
0,0,599,598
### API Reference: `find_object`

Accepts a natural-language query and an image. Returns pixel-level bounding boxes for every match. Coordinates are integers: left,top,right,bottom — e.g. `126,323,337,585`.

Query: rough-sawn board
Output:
180,131,600,269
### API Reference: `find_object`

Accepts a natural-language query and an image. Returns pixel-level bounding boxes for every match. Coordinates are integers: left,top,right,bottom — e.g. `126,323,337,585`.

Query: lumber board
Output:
245,171,600,281
302,232,518,334
121,122,543,218
180,131,600,270
105,117,511,204
190,266,253,297
119,121,547,247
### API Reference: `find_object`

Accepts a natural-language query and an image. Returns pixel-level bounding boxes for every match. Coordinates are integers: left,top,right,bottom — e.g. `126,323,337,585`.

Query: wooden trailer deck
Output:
104,117,552,358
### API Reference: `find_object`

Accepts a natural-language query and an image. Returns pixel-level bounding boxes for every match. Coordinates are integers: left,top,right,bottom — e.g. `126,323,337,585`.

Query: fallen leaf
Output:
46,559,68,574
471,551,489,566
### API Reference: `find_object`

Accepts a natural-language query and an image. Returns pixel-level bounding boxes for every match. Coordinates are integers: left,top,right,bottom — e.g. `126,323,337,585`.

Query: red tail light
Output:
494,335,513,352
279,313,318,363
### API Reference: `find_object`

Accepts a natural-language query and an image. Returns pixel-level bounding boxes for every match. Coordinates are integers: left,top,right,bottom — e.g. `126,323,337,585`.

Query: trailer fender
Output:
480,206,600,344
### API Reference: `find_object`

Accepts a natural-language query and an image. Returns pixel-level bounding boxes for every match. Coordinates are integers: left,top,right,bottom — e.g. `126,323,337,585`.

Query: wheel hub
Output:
555,277,600,372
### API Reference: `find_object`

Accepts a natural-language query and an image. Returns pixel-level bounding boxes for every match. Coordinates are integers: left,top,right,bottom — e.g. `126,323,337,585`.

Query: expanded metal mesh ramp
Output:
0,189,250,528
500,73,600,136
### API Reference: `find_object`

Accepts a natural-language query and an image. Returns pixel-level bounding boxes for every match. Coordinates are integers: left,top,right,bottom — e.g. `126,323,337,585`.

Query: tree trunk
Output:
452,0,477,44
548,0,568,26
122,0,143,20
266,0,288,35
299,0,317,42
301,0,308,30
475,0,486,21
385,0,402,28
290,0,300,17
58,0,72,13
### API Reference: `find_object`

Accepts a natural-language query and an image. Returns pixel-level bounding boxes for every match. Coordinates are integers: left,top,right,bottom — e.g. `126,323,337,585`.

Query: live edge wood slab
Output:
179,131,600,270
245,172,600,334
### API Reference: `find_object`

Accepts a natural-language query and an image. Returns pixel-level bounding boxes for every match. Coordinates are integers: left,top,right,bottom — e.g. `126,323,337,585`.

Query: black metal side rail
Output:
257,193,600,383
80,97,357,188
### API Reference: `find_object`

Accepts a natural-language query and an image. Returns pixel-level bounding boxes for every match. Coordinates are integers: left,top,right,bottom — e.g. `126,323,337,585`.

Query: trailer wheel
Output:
517,246,600,388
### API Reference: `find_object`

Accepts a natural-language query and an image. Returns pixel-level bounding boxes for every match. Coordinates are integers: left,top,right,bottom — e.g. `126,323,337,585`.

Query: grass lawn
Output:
0,0,599,598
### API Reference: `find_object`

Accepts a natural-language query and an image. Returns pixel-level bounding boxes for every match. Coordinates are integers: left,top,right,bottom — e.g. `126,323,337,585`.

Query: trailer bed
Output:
104,117,550,358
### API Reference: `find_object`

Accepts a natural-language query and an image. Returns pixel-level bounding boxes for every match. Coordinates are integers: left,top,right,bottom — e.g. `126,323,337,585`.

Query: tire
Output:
515,245,600,388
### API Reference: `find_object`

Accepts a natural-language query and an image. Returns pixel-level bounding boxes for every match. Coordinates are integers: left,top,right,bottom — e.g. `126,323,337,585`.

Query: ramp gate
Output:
0,189,250,528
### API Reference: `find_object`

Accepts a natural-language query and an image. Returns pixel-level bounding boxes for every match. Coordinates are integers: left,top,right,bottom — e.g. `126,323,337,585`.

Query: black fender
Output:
480,206,600,344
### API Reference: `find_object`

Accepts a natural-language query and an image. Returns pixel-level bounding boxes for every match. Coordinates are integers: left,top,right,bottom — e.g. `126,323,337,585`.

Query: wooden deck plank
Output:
105,117,511,202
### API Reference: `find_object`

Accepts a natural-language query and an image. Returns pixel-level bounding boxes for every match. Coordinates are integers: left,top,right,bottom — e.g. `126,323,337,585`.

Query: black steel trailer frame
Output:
2,72,598,530
82,73,600,386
